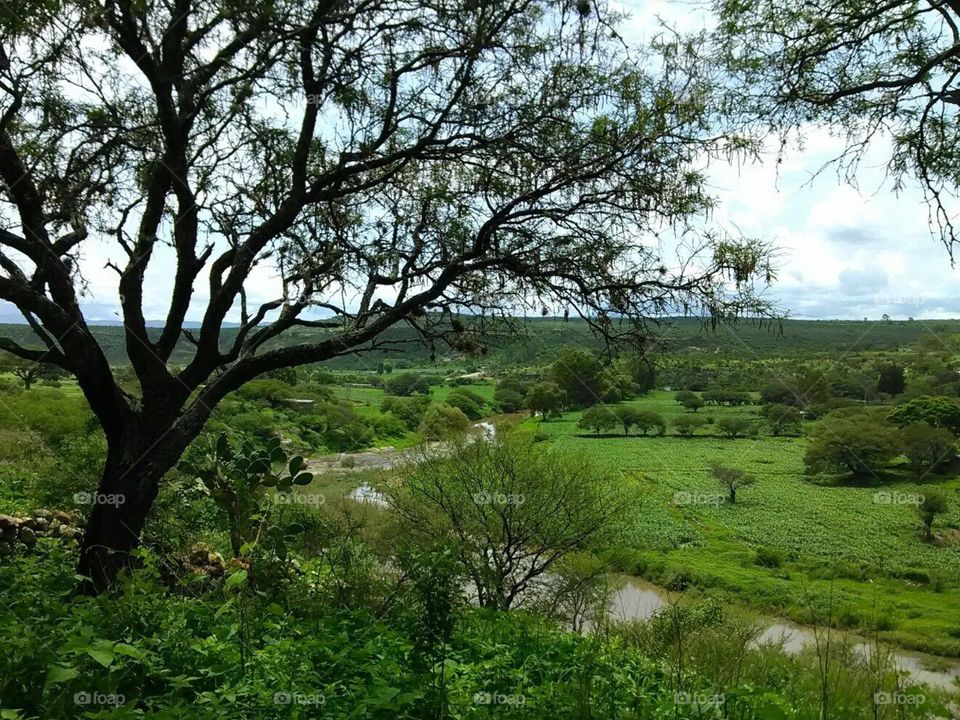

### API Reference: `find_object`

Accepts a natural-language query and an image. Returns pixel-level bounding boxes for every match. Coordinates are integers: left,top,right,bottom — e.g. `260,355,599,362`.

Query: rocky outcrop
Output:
0,510,81,550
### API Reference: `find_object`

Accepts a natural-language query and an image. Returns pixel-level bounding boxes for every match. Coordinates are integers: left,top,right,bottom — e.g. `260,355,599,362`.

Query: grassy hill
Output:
1,316,957,369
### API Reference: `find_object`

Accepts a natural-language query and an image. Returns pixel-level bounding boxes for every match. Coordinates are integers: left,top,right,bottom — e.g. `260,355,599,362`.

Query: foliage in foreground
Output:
1,543,954,720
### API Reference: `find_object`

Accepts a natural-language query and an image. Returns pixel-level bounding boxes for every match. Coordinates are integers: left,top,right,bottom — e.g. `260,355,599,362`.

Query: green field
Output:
524,391,960,656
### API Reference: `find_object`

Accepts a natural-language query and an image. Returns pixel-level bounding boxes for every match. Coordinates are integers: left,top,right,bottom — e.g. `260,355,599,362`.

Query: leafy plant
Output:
179,433,313,558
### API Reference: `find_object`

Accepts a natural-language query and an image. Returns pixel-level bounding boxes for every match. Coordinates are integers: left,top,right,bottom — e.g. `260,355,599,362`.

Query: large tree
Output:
0,0,768,591
717,0,960,252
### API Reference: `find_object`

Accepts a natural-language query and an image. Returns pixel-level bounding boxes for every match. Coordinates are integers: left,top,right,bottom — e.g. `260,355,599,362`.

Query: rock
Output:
0,514,21,533
33,517,49,531
19,526,36,547
202,564,224,578
49,519,62,533
19,517,36,530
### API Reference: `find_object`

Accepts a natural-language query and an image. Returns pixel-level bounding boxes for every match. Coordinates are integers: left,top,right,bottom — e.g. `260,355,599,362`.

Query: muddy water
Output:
610,577,960,692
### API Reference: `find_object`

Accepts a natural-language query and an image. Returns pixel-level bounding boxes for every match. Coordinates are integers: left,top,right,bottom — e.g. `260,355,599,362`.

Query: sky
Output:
616,0,960,321
3,1,960,325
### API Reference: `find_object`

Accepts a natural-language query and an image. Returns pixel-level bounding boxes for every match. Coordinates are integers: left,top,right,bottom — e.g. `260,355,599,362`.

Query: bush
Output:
673,414,706,437
763,404,803,436
715,416,757,439
445,388,487,420
900,422,955,474
804,411,899,478
754,546,786,568
493,387,524,413
0,390,94,446
578,404,619,435
382,395,431,430
888,395,960,433
675,390,704,412
634,410,666,436
418,403,470,440
385,372,431,396
234,379,297,405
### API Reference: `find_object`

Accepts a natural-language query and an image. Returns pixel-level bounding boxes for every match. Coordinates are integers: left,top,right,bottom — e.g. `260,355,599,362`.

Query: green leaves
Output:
45,664,78,685
224,569,248,589
292,472,313,486
86,645,115,668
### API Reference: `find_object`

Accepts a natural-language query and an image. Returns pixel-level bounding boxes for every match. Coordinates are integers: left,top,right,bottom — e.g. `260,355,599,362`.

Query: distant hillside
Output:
0,316,956,370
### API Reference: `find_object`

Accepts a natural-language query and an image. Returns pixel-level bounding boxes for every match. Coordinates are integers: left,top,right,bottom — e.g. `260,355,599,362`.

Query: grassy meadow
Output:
522,391,960,656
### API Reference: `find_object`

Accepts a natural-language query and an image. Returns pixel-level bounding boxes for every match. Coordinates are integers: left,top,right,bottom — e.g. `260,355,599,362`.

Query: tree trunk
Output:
76,434,182,594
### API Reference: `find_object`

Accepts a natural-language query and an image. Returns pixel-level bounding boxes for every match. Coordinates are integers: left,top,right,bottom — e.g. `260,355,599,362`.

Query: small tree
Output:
525,382,566,419
888,396,960,435
391,432,622,611
917,490,949,541
578,405,619,436
552,348,602,408
900,423,956,475
385,373,432,397
418,404,470,440
876,365,905,396
764,404,803,436
673,415,707,437
804,415,899,478
675,390,704,412
634,410,667,437
494,387,525,414
0,357,62,390
614,405,643,435
709,463,755,504
716,416,756,439
382,396,432,431
445,389,487,420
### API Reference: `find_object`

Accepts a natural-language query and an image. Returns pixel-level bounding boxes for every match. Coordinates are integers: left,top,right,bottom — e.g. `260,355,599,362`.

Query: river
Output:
611,577,960,692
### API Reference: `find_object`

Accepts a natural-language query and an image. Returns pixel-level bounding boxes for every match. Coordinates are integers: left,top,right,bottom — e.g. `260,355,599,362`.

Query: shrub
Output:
445,388,487,420
763,404,803,436
418,403,470,440
675,390,704,412
804,412,899,478
754,546,785,568
715,416,757,439
634,410,666,436
525,381,566,418
917,489,949,540
888,395,960,433
382,395,432,430
385,372,431,396
493,387,524,413
900,422,955,474
578,404,619,435
673,414,706,437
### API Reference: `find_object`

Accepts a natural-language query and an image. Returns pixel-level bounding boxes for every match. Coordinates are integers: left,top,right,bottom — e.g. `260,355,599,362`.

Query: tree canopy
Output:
717,0,960,252
0,0,770,589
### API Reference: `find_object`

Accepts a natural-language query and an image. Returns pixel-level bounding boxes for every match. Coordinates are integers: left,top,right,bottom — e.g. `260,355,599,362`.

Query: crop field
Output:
331,380,495,407
525,392,960,656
